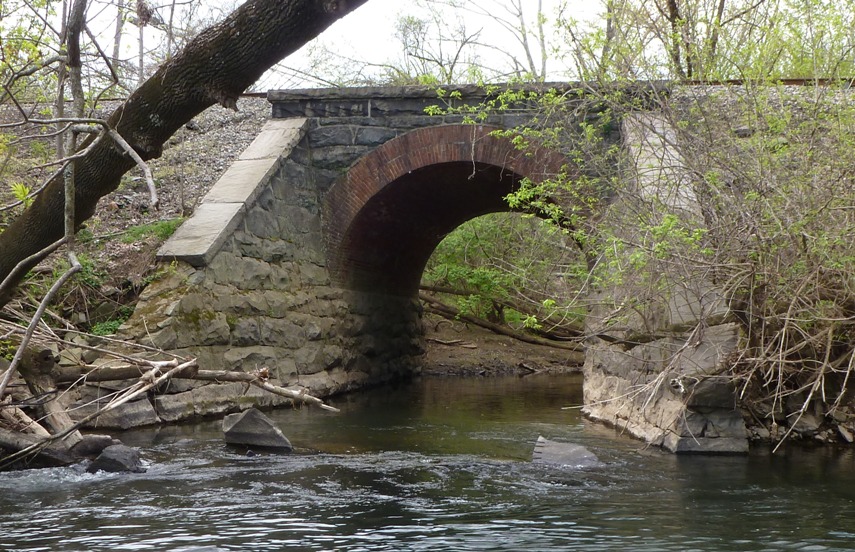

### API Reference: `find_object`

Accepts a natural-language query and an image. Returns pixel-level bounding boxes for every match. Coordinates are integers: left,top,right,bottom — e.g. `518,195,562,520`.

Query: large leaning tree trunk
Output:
0,0,368,307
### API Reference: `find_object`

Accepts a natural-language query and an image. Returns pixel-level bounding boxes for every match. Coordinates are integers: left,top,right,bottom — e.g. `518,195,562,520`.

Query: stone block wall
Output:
110,117,425,428
581,112,747,453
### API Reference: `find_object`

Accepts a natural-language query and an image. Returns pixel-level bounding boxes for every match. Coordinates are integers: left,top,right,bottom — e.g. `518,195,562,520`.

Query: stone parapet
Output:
157,118,309,267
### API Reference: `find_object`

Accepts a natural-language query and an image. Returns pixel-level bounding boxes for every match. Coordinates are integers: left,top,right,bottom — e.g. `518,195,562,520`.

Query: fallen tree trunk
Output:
55,365,339,412
419,292,585,363
419,284,585,340
0,403,51,439
0,427,74,468
19,349,82,449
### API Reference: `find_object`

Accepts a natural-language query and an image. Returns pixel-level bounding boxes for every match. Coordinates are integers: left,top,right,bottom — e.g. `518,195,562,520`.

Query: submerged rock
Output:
532,436,600,468
222,408,292,451
87,444,146,473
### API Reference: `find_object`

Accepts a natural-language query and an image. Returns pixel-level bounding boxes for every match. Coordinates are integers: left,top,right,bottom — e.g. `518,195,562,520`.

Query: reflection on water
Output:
2,374,855,551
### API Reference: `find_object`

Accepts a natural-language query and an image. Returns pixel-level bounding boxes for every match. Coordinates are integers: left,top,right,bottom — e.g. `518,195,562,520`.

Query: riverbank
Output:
421,314,582,377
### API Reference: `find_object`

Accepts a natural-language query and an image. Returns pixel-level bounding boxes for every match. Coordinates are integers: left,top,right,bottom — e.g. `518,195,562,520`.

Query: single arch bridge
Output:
124,84,745,453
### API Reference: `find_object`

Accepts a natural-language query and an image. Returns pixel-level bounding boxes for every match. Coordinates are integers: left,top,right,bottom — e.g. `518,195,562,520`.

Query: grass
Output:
121,218,184,243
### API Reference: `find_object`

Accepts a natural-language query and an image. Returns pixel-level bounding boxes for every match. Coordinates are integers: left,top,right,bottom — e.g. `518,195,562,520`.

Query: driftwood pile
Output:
0,321,336,471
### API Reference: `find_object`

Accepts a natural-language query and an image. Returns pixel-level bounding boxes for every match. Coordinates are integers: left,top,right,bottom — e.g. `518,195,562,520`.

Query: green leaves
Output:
9,182,32,208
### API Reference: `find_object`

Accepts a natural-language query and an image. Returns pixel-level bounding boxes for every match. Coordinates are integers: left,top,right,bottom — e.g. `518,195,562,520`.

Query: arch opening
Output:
336,161,524,296
323,124,570,298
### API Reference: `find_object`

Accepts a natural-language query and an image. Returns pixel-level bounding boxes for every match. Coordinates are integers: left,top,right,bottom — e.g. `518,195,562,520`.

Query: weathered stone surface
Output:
87,444,146,473
583,324,747,454
259,318,305,348
191,383,247,417
792,412,822,435
355,126,397,145
238,118,307,160
307,125,357,147
222,408,292,451
154,391,197,422
532,436,600,468
202,157,282,206
157,202,245,267
208,254,273,289
663,435,749,454
222,346,279,370
72,398,160,430
70,434,119,458
244,204,281,240
309,145,368,170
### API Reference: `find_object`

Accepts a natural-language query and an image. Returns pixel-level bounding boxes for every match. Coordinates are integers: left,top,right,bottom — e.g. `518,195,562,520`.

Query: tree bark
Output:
0,0,369,307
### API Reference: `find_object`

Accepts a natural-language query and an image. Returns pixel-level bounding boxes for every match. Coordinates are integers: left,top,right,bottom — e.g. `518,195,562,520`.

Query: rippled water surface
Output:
2,374,855,551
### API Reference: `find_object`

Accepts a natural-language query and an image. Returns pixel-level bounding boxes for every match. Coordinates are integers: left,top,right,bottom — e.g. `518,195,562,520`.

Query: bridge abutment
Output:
120,115,426,422
581,112,747,453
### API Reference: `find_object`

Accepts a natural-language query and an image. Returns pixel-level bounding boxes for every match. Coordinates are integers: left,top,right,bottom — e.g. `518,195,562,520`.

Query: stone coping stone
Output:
157,202,245,267
239,118,307,160
156,118,307,267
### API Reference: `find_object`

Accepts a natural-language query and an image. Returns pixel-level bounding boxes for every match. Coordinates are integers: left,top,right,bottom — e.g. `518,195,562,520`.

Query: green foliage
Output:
0,339,15,361
73,254,107,289
89,319,123,336
424,213,588,332
559,0,855,82
89,305,134,336
120,218,184,243
9,182,32,208
28,140,51,162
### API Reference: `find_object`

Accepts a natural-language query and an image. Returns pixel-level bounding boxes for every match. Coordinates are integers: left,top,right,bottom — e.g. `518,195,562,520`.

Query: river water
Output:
2,373,855,551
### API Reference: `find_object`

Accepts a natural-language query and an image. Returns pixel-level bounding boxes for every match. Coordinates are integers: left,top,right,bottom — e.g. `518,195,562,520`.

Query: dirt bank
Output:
421,314,583,377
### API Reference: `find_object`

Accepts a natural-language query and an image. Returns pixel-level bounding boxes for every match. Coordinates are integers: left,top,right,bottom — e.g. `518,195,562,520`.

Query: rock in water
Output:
532,436,600,468
87,444,146,473
222,408,293,451
71,434,119,459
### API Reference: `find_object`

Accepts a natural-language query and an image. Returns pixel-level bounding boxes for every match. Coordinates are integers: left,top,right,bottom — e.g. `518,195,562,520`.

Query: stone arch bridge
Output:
122,85,745,453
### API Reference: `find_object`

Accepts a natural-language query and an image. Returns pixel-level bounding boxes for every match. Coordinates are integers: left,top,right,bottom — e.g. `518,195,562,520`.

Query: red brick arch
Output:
323,124,569,295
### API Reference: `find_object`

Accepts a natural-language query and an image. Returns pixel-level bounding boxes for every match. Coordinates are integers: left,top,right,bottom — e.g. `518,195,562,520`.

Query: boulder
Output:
222,407,293,451
70,434,119,459
87,444,146,473
532,436,600,468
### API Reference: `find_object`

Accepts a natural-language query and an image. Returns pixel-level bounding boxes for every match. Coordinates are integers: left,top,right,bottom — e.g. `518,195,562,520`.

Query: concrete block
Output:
157,202,245,267
239,118,308,160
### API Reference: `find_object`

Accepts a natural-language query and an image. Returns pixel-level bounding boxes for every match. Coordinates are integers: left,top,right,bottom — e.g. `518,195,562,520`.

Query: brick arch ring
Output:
322,123,569,294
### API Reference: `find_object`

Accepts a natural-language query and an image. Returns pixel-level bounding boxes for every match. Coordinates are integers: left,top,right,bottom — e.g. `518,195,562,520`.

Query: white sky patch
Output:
255,0,604,89
79,0,604,91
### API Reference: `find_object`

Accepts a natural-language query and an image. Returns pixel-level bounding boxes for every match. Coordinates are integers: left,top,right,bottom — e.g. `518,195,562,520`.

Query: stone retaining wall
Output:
96,117,423,428
581,112,748,453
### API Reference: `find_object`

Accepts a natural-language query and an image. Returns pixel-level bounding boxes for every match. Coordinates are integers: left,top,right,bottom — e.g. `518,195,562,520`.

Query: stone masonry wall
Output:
581,112,747,453
105,117,424,428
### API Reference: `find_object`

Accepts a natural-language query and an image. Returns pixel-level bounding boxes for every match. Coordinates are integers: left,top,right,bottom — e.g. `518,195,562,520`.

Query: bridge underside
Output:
336,161,521,296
